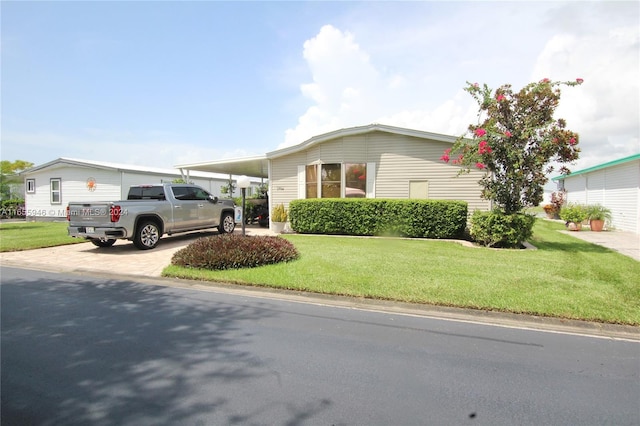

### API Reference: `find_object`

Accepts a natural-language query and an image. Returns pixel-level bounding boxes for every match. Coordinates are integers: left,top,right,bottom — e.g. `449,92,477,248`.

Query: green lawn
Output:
2,219,638,325
0,221,85,252
164,220,640,325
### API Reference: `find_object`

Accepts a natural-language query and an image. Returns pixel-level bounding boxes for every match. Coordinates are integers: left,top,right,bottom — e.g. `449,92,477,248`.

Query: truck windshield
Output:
128,186,166,200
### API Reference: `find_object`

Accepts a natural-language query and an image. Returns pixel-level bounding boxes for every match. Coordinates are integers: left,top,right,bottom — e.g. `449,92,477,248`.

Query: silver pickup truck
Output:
67,183,236,250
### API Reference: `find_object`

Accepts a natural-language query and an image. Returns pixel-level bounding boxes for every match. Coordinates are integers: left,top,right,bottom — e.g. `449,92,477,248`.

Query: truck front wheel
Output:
134,221,160,250
218,212,235,234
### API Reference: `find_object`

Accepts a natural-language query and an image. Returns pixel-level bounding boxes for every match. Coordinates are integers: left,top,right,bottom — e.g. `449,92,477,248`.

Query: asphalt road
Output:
1,266,639,426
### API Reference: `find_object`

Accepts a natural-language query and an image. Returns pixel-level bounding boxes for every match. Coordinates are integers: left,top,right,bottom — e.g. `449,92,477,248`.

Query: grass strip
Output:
163,220,640,325
0,221,85,252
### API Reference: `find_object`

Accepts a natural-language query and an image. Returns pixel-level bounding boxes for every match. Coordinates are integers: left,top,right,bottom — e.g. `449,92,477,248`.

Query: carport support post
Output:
237,176,251,237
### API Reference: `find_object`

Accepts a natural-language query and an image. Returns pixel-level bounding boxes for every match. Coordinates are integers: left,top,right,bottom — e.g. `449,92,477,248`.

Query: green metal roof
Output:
552,153,640,181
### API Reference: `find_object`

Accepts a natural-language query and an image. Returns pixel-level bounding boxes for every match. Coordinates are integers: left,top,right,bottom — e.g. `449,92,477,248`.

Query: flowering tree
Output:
442,78,583,214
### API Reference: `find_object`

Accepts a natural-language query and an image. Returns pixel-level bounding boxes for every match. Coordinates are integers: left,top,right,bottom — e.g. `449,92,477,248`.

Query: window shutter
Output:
366,162,376,198
297,165,306,199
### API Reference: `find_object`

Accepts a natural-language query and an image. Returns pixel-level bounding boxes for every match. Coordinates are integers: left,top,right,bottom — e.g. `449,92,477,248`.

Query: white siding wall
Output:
565,175,588,204
269,131,490,215
603,161,639,233
25,166,121,219
24,165,232,220
563,159,639,233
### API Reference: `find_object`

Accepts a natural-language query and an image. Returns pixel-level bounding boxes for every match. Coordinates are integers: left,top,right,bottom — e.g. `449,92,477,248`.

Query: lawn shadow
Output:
532,239,615,255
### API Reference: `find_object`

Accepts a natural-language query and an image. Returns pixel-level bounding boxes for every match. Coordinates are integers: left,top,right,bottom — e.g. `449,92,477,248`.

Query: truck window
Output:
171,186,194,200
128,186,166,200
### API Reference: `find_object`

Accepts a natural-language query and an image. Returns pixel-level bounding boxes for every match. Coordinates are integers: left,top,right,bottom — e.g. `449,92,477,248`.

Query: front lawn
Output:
164,220,640,325
0,221,84,252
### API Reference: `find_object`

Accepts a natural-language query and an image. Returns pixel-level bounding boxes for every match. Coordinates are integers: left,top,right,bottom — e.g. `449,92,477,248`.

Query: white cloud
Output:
284,8,639,173
532,24,640,169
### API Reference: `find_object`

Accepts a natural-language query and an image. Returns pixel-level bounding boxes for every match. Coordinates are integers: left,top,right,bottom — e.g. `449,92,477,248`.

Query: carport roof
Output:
175,155,269,179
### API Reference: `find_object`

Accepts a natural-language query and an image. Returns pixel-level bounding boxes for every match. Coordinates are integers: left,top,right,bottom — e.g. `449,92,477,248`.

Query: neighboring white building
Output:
177,124,491,230
21,157,262,221
552,153,640,234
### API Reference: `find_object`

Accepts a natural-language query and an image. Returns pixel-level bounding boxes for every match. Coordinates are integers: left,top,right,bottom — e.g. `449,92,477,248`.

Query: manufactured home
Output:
553,153,640,234
177,124,491,230
21,157,261,221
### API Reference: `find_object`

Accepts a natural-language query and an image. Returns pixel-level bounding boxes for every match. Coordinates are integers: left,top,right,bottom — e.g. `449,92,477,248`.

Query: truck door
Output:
192,187,219,227
170,186,201,230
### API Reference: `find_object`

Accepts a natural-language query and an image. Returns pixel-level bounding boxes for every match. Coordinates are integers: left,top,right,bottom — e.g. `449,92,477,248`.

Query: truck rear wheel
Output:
218,212,235,234
90,238,116,248
133,221,160,250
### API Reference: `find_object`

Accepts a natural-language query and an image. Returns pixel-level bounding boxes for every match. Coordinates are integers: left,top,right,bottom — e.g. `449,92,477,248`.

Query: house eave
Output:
266,123,459,159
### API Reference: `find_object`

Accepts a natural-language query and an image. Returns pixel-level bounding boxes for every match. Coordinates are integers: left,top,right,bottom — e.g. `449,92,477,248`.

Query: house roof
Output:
265,123,458,159
551,153,640,181
175,124,459,177
22,157,233,180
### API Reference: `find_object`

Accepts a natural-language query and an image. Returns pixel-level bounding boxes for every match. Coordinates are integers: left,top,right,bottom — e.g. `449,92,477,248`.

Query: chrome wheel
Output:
218,213,235,234
134,221,160,249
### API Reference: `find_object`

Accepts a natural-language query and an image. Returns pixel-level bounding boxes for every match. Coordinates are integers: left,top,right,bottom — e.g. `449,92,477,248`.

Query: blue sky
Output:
2,1,638,174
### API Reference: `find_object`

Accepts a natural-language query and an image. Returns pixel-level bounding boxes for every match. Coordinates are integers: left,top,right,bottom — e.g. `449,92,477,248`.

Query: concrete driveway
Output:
0,226,275,278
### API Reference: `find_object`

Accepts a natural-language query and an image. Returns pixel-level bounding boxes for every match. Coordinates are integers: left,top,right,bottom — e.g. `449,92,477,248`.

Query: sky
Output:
2,1,638,176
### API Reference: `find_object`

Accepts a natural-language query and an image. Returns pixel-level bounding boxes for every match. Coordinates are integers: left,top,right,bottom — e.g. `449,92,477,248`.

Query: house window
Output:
303,163,368,198
305,165,318,198
321,164,341,198
345,163,366,198
26,179,36,194
50,178,61,204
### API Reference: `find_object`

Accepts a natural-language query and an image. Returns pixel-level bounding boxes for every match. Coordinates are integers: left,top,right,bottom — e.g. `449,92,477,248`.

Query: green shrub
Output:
289,199,468,239
559,203,588,224
171,234,299,270
470,210,536,248
0,199,25,218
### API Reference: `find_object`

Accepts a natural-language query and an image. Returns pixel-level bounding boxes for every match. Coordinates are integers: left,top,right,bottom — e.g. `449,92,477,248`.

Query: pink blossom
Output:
478,140,493,155
440,154,450,163
504,130,512,137
473,82,479,88
576,78,584,84
476,162,486,169
496,94,505,102
474,128,487,137
569,137,577,145
540,78,550,83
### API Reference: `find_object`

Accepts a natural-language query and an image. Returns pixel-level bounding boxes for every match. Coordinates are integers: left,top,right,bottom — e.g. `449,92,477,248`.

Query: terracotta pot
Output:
590,219,605,232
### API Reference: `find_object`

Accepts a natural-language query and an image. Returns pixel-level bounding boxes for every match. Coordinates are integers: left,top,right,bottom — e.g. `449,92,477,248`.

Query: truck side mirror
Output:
208,195,218,203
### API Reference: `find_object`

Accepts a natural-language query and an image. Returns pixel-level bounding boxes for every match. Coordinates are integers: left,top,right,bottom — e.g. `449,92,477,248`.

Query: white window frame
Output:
50,178,62,204
298,162,376,199
26,179,36,194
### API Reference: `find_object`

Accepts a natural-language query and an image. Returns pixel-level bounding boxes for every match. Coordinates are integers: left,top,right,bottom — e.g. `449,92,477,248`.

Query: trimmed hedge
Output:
171,234,299,270
469,210,536,248
289,198,468,239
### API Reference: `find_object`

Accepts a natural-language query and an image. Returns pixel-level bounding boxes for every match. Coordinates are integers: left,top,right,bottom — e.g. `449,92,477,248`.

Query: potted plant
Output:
271,203,288,233
559,203,587,231
586,204,611,232
542,204,558,219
